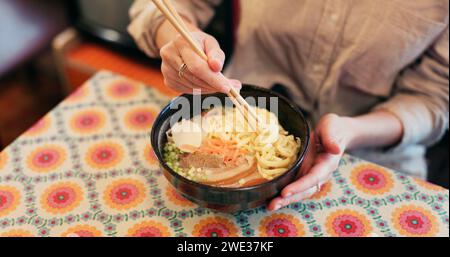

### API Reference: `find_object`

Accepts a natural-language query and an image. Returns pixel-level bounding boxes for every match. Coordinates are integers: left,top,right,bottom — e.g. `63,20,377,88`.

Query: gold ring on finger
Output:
178,63,188,79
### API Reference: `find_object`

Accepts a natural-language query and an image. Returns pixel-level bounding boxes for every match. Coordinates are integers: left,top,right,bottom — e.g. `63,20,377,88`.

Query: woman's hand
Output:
268,114,354,211
160,31,242,94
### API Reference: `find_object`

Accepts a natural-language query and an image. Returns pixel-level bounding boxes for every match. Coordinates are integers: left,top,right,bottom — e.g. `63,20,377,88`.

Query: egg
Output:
171,120,204,153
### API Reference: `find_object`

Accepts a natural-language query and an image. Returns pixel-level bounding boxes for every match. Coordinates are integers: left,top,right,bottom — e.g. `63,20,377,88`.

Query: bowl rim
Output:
150,84,310,192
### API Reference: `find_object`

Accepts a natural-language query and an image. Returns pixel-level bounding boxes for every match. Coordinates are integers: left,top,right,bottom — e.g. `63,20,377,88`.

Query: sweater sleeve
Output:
127,0,222,58
373,27,449,150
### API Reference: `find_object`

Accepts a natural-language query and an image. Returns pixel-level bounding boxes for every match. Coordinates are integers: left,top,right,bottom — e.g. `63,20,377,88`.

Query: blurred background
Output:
0,0,448,188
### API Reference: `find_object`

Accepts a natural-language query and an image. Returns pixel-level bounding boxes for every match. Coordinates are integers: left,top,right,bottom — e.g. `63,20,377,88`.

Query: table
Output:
0,71,448,237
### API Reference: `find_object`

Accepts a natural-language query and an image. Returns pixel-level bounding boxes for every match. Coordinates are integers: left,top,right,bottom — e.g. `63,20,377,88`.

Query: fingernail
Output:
274,204,281,211
284,193,292,198
230,80,242,88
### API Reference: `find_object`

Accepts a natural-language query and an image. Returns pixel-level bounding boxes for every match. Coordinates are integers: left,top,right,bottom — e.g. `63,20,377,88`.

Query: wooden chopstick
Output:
162,0,190,35
151,0,261,131
228,89,260,129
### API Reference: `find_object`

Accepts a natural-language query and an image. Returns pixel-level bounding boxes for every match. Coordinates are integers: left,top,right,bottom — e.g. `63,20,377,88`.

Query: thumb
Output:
228,79,242,91
316,129,343,155
204,36,225,73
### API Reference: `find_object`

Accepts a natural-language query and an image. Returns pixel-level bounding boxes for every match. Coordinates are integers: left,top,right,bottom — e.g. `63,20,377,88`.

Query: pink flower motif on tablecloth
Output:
40,182,84,215
27,145,66,173
103,179,146,210
325,210,373,237
61,225,102,237
124,107,157,131
0,186,21,217
86,142,124,169
193,217,238,237
107,80,139,100
350,164,394,195
259,214,304,237
127,221,171,237
70,109,106,134
392,205,439,237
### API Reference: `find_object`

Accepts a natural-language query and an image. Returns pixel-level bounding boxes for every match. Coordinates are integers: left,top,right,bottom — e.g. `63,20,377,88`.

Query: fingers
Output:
162,63,217,94
161,33,240,94
161,57,219,93
268,187,317,211
281,153,338,197
161,44,219,92
268,155,336,211
268,171,333,212
228,79,243,91
164,78,198,94
176,38,230,93
267,115,351,212
204,35,225,72
160,37,218,93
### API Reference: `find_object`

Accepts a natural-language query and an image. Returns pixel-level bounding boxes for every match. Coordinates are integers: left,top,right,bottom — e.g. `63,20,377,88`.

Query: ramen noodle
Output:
163,107,301,188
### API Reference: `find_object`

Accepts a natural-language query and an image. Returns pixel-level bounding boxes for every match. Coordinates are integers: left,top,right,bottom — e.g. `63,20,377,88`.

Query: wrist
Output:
342,111,404,150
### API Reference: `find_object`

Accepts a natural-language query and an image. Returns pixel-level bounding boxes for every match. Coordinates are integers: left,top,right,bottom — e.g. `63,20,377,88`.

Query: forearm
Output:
344,110,404,150
155,19,200,50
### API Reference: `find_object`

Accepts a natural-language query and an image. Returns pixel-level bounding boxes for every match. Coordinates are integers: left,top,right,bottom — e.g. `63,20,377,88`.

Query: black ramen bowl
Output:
151,85,310,212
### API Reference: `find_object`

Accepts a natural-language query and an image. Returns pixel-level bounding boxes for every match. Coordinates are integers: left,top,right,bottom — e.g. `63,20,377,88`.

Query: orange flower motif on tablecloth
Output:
325,210,373,237
66,86,89,103
127,221,171,237
124,107,157,131
26,145,66,173
310,182,332,200
70,109,106,134
259,214,305,237
40,182,84,215
0,186,21,217
391,205,439,237
85,142,124,169
193,217,239,237
350,164,394,195
144,145,158,166
23,115,51,137
106,80,139,100
61,225,102,237
0,151,7,170
412,177,446,192
1,229,34,237
166,185,194,207
103,179,146,210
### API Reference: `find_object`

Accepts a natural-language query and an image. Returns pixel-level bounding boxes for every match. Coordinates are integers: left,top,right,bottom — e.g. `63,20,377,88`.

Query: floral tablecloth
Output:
0,71,448,237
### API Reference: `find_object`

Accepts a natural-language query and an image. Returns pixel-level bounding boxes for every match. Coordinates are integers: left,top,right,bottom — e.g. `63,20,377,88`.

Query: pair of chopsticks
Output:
151,0,261,132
